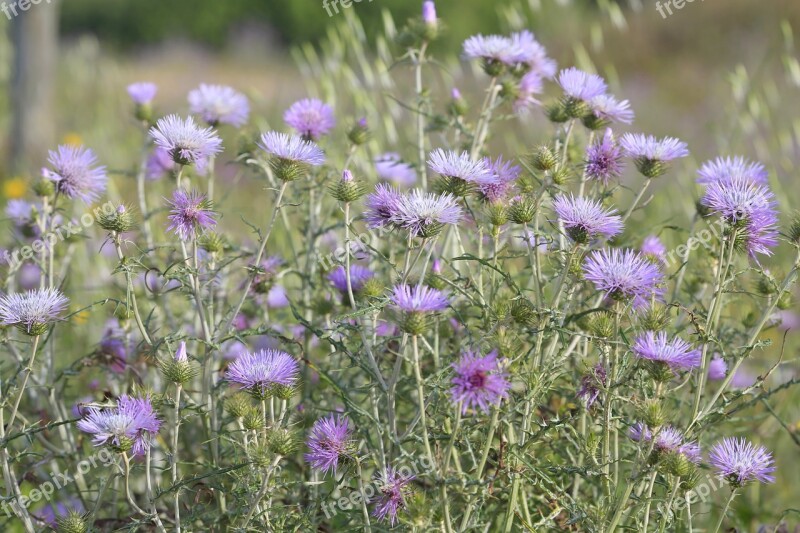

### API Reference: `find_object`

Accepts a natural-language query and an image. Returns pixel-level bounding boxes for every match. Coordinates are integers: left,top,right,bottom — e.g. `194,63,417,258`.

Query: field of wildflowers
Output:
1,1,799,532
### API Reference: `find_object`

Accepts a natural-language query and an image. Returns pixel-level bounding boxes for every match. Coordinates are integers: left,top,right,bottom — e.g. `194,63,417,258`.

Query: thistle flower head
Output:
166,189,216,241
422,0,437,25
225,349,300,399
76,394,161,456
0,287,69,335
620,133,689,177
375,152,417,187
585,93,635,127
283,98,336,141
583,248,663,310
328,264,375,293
428,149,492,185
363,183,404,230
390,284,449,313
42,145,108,205
145,147,176,180
188,83,250,127
577,362,607,408
372,467,415,526
557,67,608,101
585,129,625,185
709,437,775,486
640,235,667,263
450,349,510,414
127,82,157,105
149,115,223,171
696,156,768,186
708,356,727,381
258,131,326,181
633,331,701,373
304,415,355,475
478,156,520,203
552,195,623,243
513,70,545,114
389,189,463,238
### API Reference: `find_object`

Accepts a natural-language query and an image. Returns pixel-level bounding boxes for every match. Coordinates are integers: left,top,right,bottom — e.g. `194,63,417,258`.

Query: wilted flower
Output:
283,98,336,141
150,114,223,171
696,156,768,185
577,363,607,408
0,287,69,335
585,129,625,185
375,153,417,187
709,437,775,486
225,349,300,399
450,349,510,414
372,467,415,526
76,394,161,456
583,248,663,309
304,415,355,474
188,83,250,127
552,195,623,243
42,145,108,205
166,189,216,241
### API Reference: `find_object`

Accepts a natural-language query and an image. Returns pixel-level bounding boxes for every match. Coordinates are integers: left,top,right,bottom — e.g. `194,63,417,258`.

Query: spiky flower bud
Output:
508,196,536,224
224,393,252,419
588,312,615,338
637,399,666,429
400,312,428,335
97,205,137,233
33,178,55,197
545,101,570,123
789,211,800,244
242,407,265,431
449,88,468,116
56,510,88,533
661,450,693,478
271,384,298,401
197,231,226,254
551,165,571,185
486,203,508,227
634,158,668,178
361,278,385,299
639,304,670,331
329,169,365,203
530,145,557,172
266,428,298,456
159,341,196,385
347,118,370,146
642,360,675,383
777,292,793,311
510,298,538,326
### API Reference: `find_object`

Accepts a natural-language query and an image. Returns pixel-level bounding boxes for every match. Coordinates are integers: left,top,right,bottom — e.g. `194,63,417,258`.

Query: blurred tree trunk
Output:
10,1,59,173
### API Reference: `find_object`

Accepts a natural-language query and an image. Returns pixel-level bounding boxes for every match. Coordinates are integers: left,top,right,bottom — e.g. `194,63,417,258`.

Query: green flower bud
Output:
56,510,88,533
329,170,365,203
400,311,429,335
266,428,299,456
507,197,536,224
33,178,55,197
224,393,253,419
269,157,310,182
561,96,591,119
637,400,666,429
789,211,800,244
634,158,669,178
530,145,557,172
243,407,265,431
97,205,137,234
197,231,227,254
545,101,570,123
347,118,370,146
588,312,614,338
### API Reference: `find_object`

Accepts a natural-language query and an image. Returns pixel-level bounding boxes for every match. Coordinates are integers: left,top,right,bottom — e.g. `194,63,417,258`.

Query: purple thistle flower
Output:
708,356,728,381
508,30,557,77
188,83,250,127
5,199,36,224
479,156,520,203
557,67,607,101
696,156,768,186
587,94,635,125
640,235,667,264
99,321,130,373
701,177,779,258
730,367,756,389
145,146,176,180
42,145,108,204
552,195,623,243
37,498,85,527
422,0,437,25
304,415,355,475
283,98,336,141
462,34,519,66
390,189,463,238
629,422,651,442
0,287,69,335
709,437,775,485
76,394,161,456
585,129,625,185
127,82,157,105
225,349,300,399
258,131,326,166
427,149,492,183
375,152,417,187
514,70,545,114
363,183,403,230
577,362,607,408
166,189,216,241
150,114,223,171
620,133,689,161
583,248,663,309
175,341,188,363
632,331,701,371
390,284,449,313
450,349,510,414
328,264,374,293
372,467,414,526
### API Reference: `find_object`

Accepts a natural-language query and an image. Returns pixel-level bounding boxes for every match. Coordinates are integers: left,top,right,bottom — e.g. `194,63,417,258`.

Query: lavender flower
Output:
145,146,176,180
513,70,545,114
0,287,69,335
708,356,727,381
283,98,336,141
632,331,701,372
76,394,161,456
372,467,414,526
390,189,463,238
127,82,157,105
478,156,520,203
628,422,651,442
42,145,108,204
225,349,300,399
188,83,250,127
422,0,437,26
508,30,557,77
166,189,216,241
696,156,768,185
328,264,374,293
583,248,663,309
585,94,635,127
557,67,608,101
552,195,623,243
463,31,555,77
577,363,607,408
375,153,417,187
363,183,403,230
450,349,510,414
258,131,325,181
620,133,689,177
304,415,355,474
640,235,667,264
709,437,775,486
390,284,449,313
150,115,223,171
428,149,492,195
585,129,625,185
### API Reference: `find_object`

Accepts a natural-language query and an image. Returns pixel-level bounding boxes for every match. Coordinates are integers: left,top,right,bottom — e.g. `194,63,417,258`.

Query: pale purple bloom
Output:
266,285,290,308
5,199,35,224
730,367,756,389
42,145,108,204
175,341,188,363
479,156,520,202
0,287,69,334
283,98,336,141
188,83,250,127
632,331,701,371
258,131,326,166
225,349,300,398
641,235,667,263
77,394,161,456
450,349,510,414
99,322,130,373
696,156,768,185
508,30,557,77
463,34,519,66
304,415,354,474
709,356,727,381
390,189,463,238
585,129,625,185
127,82,157,105
577,363,607,408
422,0,436,24
166,189,216,241
372,467,414,526
375,153,417,187
588,94,635,124
583,248,663,309
150,115,223,171
709,437,775,485
328,265,374,292
557,67,607,101
620,133,689,162
390,284,449,313
427,149,492,183
145,146,176,180
552,195,623,242
633,425,701,463
17,263,42,291
37,498,85,527
363,183,403,230
629,422,651,442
